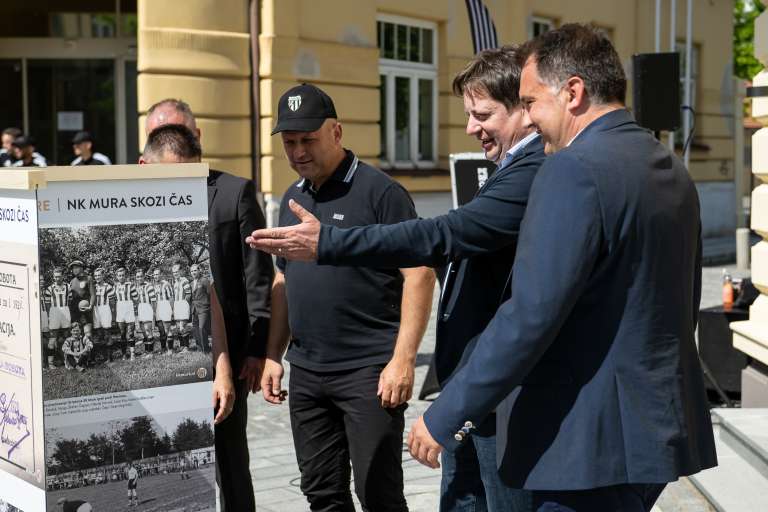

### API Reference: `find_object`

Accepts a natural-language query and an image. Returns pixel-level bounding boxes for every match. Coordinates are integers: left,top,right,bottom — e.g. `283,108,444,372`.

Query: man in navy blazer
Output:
248,47,544,511
403,24,717,510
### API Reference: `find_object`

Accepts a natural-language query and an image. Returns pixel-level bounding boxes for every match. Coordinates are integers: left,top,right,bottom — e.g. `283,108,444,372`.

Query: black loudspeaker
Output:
632,52,681,132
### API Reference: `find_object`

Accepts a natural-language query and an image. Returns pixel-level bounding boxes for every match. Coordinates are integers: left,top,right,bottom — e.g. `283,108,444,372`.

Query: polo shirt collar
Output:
297,149,360,193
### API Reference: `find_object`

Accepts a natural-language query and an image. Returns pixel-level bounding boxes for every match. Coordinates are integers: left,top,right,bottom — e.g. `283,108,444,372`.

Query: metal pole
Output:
669,0,677,152
683,0,693,168
655,0,662,52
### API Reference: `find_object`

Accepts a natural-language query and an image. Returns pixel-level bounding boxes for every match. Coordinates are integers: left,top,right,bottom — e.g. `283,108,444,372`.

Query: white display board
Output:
1,166,217,512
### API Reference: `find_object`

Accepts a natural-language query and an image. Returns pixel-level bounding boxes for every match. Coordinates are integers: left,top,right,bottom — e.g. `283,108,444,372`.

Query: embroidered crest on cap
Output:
288,95,302,112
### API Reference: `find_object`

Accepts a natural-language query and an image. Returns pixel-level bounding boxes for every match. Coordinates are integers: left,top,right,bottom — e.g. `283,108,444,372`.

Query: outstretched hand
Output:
245,199,320,261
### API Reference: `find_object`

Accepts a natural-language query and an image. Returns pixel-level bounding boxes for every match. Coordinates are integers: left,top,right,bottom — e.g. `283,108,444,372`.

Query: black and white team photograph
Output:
38,222,213,401
45,409,215,512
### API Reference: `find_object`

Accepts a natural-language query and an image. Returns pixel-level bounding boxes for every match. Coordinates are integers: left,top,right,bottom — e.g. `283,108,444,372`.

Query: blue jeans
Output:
440,426,531,512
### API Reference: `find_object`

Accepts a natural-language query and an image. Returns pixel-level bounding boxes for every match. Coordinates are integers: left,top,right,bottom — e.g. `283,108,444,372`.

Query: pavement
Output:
242,263,745,511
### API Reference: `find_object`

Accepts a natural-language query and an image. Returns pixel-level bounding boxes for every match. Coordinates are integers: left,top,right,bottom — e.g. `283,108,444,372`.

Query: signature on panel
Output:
0,392,30,460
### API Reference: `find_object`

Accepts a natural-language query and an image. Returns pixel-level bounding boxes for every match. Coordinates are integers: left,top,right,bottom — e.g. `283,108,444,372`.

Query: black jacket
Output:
208,170,273,369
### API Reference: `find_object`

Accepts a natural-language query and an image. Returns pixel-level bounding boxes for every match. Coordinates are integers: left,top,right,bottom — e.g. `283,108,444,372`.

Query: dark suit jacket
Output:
318,138,545,389
191,276,211,312
424,109,717,490
208,170,273,370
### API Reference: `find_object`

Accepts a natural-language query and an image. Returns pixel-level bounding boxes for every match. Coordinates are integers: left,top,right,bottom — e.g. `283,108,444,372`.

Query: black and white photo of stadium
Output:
45,408,215,512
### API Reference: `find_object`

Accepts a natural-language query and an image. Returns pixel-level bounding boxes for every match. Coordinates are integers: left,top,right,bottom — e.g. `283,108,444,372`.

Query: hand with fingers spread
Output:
260,357,287,404
407,416,443,469
239,356,264,393
377,356,415,408
246,199,320,261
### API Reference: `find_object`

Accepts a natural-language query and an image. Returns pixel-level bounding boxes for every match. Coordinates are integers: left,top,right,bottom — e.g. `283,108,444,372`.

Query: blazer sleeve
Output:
422,152,604,451
317,153,543,268
238,179,274,357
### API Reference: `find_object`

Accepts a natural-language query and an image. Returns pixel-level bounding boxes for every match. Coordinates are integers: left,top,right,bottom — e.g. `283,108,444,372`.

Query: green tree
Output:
735,0,766,80
172,418,214,451
51,439,92,473
120,416,161,461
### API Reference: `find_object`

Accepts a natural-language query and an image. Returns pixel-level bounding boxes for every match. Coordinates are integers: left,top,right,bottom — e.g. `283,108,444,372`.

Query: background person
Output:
260,84,435,512
57,498,92,512
134,269,157,356
113,267,138,360
45,267,72,368
62,322,93,371
71,131,112,165
1,127,21,167
140,116,268,511
11,135,46,167
171,263,192,352
190,263,212,353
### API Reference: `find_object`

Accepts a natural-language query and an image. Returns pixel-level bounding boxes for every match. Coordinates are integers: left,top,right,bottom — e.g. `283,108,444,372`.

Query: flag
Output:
465,0,498,53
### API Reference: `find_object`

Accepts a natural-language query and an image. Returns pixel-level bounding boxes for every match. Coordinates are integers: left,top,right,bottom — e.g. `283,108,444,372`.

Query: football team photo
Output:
39,222,213,401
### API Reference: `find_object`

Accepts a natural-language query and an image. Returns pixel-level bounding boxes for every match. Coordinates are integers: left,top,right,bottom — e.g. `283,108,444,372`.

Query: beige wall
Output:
137,0,253,179
136,0,734,193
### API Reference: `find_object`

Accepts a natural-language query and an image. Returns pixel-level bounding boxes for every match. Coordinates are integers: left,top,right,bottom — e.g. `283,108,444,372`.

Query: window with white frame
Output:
377,15,437,168
530,16,555,38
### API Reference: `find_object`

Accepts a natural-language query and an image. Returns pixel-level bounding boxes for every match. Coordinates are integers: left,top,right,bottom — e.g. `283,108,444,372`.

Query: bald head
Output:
145,99,200,139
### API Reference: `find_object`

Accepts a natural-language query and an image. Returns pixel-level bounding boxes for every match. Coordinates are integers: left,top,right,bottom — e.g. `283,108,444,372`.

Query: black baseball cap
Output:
11,135,35,148
72,131,94,144
271,83,337,135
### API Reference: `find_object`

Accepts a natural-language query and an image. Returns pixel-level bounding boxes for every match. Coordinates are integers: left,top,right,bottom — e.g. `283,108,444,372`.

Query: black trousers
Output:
532,483,666,512
289,364,408,512
192,307,211,352
215,378,255,512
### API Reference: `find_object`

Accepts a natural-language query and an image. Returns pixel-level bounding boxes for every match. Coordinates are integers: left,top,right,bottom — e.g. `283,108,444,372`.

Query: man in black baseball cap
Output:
71,130,112,166
11,135,47,167
271,83,337,135
260,83,434,511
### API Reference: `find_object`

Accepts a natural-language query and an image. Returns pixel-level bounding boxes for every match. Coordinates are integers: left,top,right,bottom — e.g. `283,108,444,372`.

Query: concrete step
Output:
689,409,768,511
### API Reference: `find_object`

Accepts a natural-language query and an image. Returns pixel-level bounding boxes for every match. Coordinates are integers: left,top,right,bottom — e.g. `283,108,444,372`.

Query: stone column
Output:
137,0,253,179
731,11,768,407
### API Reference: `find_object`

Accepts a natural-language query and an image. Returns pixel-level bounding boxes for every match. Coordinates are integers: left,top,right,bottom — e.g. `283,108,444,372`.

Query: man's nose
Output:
466,118,481,136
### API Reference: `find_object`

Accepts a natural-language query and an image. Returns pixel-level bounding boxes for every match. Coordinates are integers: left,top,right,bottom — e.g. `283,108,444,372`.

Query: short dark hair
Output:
2,127,22,138
519,23,626,105
452,45,522,109
143,124,202,161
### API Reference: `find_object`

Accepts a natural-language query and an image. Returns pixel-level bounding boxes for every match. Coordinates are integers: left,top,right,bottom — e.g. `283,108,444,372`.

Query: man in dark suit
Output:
189,263,211,352
402,24,717,510
247,48,544,511
145,100,273,512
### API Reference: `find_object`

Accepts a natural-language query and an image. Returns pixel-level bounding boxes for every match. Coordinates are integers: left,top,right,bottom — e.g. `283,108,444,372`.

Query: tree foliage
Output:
39,221,208,285
172,418,215,451
735,0,766,80
48,416,213,473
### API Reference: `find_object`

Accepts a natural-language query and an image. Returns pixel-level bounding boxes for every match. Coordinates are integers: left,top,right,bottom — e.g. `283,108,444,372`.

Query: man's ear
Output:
334,122,343,144
564,76,588,112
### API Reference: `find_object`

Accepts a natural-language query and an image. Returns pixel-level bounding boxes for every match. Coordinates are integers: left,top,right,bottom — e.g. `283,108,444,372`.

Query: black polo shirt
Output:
277,150,417,372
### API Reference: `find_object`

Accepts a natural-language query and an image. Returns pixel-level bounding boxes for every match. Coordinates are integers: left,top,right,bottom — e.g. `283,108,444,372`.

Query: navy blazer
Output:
424,109,717,490
318,138,545,389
